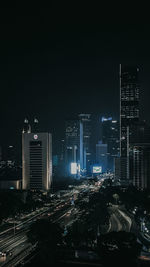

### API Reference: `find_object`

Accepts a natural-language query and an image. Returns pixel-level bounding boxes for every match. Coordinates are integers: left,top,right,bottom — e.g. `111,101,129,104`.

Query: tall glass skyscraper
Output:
120,65,140,181
65,114,92,177
79,114,92,174
65,119,80,176
101,117,120,171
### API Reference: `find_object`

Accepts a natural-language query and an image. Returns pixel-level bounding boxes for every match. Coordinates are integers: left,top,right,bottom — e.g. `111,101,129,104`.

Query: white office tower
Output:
22,133,52,191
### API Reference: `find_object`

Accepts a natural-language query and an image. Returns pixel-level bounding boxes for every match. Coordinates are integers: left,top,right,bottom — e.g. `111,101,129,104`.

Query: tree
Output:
112,193,119,205
97,231,142,266
27,219,63,266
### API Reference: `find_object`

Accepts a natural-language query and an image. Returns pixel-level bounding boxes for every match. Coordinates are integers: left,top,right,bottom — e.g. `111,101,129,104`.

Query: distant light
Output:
34,118,38,123
93,166,102,173
101,117,112,122
71,163,77,174
112,120,117,123
24,118,28,123
78,163,80,172
34,134,38,140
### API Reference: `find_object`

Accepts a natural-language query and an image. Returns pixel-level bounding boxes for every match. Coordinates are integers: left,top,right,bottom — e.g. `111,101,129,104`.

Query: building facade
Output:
79,114,92,173
65,119,80,176
22,132,52,191
120,65,140,181
96,142,107,173
101,117,120,171
130,144,150,189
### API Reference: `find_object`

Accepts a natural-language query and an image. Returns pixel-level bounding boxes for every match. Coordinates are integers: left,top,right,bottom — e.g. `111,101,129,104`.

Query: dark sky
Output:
0,8,150,153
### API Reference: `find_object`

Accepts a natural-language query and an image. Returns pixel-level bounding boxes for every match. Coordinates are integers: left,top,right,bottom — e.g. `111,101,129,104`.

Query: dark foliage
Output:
97,231,142,266
27,219,63,265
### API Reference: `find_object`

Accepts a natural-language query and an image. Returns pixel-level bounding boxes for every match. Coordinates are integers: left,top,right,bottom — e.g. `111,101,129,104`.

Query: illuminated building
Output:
120,65,140,181
130,144,150,189
65,114,92,176
65,118,80,176
79,114,92,174
129,121,150,189
101,117,120,171
96,141,107,173
22,132,52,191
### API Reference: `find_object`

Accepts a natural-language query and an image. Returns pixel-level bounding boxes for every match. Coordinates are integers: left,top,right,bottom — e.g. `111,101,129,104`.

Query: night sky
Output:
0,8,150,153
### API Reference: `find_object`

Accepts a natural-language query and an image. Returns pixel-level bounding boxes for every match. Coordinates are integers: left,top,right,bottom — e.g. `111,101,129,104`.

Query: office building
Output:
101,117,120,171
120,65,140,181
130,144,150,190
114,157,121,180
65,118,80,176
96,142,107,173
79,114,92,173
22,132,52,191
129,120,150,189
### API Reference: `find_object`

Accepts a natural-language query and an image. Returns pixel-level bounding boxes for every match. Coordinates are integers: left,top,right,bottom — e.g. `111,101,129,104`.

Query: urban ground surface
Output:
0,175,150,266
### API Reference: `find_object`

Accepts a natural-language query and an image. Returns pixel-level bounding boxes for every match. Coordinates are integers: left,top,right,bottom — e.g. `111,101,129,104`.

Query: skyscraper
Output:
22,132,52,191
79,114,92,173
120,65,140,181
96,142,107,173
65,115,92,177
129,121,150,189
65,118,80,176
130,144,150,190
101,117,120,171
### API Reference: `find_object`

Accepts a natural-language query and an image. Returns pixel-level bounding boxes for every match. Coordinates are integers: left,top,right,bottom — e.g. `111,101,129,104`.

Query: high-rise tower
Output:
65,118,80,176
22,119,52,191
120,65,140,181
101,117,120,171
79,114,92,173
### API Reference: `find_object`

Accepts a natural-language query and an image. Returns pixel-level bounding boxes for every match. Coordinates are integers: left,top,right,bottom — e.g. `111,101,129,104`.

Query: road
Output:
107,205,132,232
0,193,75,265
0,184,98,266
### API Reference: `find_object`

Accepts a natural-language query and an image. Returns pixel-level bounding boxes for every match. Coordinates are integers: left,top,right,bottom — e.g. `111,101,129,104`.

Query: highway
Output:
0,191,75,265
0,184,97,266
107,205,132,232
0,181,144,266
2,182,138,266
